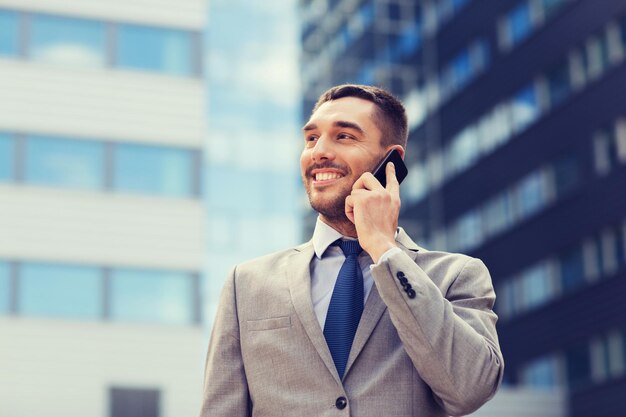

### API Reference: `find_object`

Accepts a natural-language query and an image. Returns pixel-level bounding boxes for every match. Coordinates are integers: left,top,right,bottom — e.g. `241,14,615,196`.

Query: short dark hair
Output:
312,84,408,149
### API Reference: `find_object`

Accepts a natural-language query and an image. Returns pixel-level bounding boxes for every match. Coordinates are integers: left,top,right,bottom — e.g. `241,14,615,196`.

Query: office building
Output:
0,0,207,416
300,0,626,415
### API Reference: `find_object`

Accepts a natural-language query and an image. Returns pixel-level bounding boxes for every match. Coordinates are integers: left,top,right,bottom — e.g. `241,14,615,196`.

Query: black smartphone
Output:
372,149,408,187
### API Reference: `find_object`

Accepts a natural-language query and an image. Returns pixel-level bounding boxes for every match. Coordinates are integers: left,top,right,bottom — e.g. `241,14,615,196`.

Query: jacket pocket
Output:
246,316,291,331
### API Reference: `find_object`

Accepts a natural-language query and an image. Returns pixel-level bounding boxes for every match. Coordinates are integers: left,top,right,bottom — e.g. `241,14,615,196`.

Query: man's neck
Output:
319,215,357,239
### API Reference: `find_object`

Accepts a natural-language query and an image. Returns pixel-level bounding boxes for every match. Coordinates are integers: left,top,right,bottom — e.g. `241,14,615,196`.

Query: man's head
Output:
301,84,408,225
312,84,408,149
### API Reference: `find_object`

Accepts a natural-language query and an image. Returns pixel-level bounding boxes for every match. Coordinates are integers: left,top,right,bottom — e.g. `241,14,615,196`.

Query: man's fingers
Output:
353,172,384,191
344,195,356,224
385,162,400,193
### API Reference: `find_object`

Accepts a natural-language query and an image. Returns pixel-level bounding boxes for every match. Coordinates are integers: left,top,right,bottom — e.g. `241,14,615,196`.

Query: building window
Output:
110,387,160,417
446,125,479,174
25,136,105,189
113,144,195,197
0,261,10,314
559,245,586,293
117,24,195,76
0,10,19,56
515,170,550,219
519,354,562,388
19,262,102,319
483,192,514,237
545,61,571,108
110,268,195,325
0,133,15,181
510,83,540,133
584,32,611,81
500,1,534,50
30,14,106,68
518,261,557,310
553,154,580,196
565,341,592,389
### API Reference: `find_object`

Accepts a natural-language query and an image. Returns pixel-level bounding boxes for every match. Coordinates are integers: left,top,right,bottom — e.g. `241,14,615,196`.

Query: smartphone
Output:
372,149,408,187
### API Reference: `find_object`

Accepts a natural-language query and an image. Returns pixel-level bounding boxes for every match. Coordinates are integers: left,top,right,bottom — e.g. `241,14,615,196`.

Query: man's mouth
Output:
311,169,345,185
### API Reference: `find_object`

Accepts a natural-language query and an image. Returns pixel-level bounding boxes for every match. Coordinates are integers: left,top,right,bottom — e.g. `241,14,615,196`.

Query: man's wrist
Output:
367,240,398,264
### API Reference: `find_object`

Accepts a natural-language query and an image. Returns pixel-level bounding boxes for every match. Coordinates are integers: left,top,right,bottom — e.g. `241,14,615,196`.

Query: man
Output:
200,85,503,417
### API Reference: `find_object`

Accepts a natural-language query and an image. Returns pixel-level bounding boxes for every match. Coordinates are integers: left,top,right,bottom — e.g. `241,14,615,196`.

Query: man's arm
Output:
371,251,503,416
199,266,251,417
347,162,503,415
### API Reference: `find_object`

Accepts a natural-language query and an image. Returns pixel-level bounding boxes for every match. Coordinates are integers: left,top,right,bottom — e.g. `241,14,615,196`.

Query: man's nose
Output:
310,136,335,163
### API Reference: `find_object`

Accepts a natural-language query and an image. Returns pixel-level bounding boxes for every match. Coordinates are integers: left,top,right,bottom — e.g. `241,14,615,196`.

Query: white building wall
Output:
0,0,206,29
0,60,205,147
0,185,204,270
0,0,208,416
0,317,205,417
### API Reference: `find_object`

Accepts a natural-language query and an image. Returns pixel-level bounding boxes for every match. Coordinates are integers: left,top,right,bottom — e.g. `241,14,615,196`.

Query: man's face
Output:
300,96,387,222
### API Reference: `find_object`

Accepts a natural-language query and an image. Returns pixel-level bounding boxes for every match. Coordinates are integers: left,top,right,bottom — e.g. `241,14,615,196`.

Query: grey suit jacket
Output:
200,229,503,417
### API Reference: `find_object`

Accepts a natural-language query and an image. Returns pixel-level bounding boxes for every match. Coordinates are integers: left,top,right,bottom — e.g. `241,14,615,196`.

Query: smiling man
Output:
200,85,503,417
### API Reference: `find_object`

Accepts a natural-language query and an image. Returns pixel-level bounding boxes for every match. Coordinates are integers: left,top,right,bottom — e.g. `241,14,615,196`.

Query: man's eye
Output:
337,133,353,140
305,135,318,142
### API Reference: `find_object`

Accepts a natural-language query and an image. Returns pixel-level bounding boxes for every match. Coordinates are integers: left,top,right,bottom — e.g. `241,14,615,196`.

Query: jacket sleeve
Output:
370,251,504,416
199,266,251,417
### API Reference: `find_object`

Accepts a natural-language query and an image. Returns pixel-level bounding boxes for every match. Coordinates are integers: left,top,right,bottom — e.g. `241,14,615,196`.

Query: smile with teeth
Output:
314,172,344,182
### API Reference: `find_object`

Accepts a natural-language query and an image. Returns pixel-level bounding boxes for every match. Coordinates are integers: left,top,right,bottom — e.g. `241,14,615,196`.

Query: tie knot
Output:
336,239,362,257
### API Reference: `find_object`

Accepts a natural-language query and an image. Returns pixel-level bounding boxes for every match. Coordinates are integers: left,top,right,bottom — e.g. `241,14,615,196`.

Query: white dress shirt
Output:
309,217,401,329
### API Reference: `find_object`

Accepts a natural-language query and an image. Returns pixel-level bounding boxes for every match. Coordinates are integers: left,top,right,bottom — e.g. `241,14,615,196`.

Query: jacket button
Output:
396,271,405,279
335,396,347,410
406,288,416,299
399,276,408,285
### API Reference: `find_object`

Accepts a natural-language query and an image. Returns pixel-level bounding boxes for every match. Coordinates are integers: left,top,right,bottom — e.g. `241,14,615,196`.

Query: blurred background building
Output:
204,0,301,327
0,0,207,415
300,0,626,416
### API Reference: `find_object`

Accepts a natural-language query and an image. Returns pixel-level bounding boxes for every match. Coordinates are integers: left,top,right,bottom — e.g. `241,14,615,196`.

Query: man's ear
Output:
386,145,405,159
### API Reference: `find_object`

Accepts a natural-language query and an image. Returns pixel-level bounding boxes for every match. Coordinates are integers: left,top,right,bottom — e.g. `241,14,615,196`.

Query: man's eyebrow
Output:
301,120,365,135
334,120,365,135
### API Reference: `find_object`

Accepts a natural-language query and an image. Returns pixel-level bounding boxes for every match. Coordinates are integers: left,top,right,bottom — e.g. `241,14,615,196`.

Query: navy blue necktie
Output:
323,239,364,379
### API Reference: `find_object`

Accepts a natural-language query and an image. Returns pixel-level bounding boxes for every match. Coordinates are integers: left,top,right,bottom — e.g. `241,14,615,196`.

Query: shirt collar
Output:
311,216,353,259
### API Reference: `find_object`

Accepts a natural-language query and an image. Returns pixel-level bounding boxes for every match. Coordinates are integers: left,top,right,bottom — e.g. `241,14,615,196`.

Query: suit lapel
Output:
344,228,420,377
286,242,342,384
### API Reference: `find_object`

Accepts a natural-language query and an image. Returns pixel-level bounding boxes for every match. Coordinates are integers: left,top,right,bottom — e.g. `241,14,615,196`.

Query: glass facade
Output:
3,133,198,197
117,24,194,76
0,9,199,77
30,14,106,68
0,261,10,314
25,136,105,189
0,133,15,181
0,10,19,56
114,144,194,197
19,262,102,319
110,269,194,324
2,260,199,324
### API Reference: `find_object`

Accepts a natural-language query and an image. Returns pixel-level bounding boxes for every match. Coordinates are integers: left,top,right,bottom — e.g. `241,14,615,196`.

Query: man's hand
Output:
345,162,400,263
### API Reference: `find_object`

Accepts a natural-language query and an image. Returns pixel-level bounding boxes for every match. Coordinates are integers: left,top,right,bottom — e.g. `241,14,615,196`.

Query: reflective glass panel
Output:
0,10,19,56
30,14,106,68
117,24,194,76
0,261,10,314
0,133,15,181
547,62,571,107
19,262,101,319
25,136,104,189
560,246,585,292
511,85,540,132
507,2,533,46
114,144,193,197
110,269,194,324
